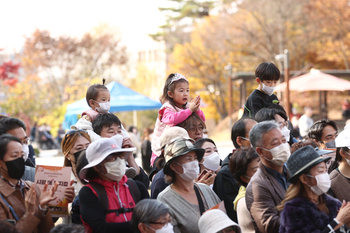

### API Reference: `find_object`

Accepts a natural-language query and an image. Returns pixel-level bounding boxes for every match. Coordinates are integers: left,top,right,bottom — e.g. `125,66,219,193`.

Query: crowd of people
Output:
0,63,350,233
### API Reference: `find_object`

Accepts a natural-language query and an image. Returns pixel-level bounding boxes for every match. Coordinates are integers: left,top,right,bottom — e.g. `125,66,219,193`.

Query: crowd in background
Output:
1,66,350,233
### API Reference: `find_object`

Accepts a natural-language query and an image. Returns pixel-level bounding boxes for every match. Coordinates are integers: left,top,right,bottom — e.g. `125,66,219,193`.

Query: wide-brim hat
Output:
335,129,350,149
163,138,204,176
287,145,332,183
79,135,135,180
198,209,241,233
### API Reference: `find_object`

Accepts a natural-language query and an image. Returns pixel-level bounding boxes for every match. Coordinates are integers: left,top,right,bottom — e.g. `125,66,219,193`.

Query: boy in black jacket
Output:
243,62,280,118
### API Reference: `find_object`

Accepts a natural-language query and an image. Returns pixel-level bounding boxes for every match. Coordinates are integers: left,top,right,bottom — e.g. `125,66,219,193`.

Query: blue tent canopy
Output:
63,81,162,129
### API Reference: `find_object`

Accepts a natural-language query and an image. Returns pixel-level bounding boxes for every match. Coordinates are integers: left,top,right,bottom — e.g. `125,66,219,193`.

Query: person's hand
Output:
189,96,200,113
336,200,350,225
195,171,216,186
122,137,135,148
63,180,75,203
25,184,37,215
40,182,58,207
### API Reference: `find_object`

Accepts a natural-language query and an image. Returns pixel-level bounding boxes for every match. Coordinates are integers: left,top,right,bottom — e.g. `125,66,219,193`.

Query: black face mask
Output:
72,150,85,164
2,157,25,180
325,139,336,149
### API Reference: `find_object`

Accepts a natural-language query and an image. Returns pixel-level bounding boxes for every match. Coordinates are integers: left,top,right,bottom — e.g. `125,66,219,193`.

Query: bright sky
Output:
0,0,166,52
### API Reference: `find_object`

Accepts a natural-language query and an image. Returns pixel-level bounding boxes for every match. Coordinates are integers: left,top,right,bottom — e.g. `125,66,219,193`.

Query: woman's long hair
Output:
276,176,329,214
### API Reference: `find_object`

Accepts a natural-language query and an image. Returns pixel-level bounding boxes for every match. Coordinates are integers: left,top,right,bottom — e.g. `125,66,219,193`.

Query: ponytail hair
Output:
86,78,108,107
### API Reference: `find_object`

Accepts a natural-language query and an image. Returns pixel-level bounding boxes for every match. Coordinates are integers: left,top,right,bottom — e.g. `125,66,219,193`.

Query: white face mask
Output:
202,152,220,171
261,83,275,96
306,172,331,196
175,160,199,181
22,144,29,161
94,100,110,113
262,142,290,166
103,157,126,181
147,223,174,233
281,126,291,141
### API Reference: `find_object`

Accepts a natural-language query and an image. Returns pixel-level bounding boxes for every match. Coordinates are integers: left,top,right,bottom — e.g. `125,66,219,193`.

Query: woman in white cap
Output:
198,209,240,233
328,129,350,202
78,135,149,233
277,146,350,233
157,137,221,233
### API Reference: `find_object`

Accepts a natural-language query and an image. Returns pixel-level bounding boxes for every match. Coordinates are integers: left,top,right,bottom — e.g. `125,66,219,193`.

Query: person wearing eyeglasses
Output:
176,113,205,142
0,117,35,168
131,199,174,233
277,145,350,233
78,136,149,233
255,104,296,146
0,134,58,233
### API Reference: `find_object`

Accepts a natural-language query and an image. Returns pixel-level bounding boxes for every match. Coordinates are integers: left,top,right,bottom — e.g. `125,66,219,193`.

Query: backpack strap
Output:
126,179,140,204
0,193,19,221
89,181,109,213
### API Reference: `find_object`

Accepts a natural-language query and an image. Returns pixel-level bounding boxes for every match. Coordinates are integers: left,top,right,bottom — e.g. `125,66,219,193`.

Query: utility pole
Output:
275,50,291,118
284,49,290,118
225,63,233,130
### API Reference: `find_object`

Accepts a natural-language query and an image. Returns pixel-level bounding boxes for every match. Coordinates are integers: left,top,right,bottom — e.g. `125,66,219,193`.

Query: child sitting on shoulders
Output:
151,73,205,166
242,62,280,118
82,79,111,122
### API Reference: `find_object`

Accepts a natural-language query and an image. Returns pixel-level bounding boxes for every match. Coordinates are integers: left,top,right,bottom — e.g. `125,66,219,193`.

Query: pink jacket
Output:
151,101,205,165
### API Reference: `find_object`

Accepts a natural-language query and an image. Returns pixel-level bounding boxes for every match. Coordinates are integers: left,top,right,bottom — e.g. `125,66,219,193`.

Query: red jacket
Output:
82,175,136,233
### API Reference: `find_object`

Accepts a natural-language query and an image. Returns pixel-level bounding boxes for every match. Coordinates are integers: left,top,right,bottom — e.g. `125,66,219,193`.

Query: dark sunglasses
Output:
64,129,88,140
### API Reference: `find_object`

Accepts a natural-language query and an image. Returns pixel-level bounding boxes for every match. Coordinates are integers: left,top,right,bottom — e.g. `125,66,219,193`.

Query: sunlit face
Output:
275,114,288,130
172,151,197,174
241,119,257,148
168,81,189,108
67,136,90,164
187,123,204,142
321,125,338,143
305,162,327,187
246,157,260,178
7,127,29,145
258,128,287,160
261,79,278,87
202,141,218,158
90,89,111,110
100,123,123,138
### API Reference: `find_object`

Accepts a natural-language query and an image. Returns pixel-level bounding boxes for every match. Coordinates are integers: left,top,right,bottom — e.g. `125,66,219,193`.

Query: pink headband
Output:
168,73,188,89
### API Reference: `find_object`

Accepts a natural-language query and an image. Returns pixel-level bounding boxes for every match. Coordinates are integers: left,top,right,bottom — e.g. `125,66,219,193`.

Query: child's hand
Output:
189,101,198,112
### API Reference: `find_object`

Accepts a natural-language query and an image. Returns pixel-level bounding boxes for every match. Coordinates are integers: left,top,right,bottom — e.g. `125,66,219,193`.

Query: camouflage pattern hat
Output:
163,138,204,176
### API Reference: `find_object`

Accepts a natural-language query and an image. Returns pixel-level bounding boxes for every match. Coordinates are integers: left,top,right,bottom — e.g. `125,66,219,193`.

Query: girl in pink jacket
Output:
151,73,205,166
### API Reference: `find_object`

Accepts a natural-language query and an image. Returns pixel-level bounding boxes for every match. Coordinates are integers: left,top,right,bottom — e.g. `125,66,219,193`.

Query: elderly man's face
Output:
258,128,287,161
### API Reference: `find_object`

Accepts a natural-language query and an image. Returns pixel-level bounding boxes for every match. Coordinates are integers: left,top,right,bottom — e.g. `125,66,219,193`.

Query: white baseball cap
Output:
335,129,350,149
79,135,135,179
198,209,241,233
